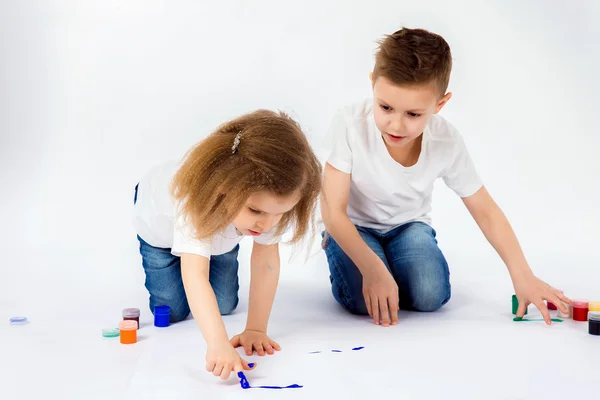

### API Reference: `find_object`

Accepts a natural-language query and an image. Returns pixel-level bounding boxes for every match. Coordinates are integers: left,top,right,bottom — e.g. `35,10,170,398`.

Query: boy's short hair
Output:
373,27,452,96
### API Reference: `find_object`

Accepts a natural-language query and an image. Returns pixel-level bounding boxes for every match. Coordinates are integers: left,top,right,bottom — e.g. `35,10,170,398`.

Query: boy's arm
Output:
321,162,399,326
461,186,571,323
229,241,282,356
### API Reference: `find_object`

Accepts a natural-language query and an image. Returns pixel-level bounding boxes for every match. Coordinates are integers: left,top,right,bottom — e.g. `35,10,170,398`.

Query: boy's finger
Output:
516,299,527,318
364,293,372,318
380,299,390,327
371,296,380,325
244,344,253,356
556,291,572,305
390,300,399,325
550,293,568,314
535,301,552,325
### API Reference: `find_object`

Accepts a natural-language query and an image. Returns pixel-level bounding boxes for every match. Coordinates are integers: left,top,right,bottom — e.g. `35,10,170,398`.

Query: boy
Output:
320,27,569,326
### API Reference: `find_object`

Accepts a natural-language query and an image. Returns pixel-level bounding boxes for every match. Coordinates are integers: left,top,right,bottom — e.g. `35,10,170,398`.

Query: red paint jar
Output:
572,300,589,322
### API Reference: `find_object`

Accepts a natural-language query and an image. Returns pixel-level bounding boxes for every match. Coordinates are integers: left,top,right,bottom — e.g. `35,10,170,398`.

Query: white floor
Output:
2,234,599,400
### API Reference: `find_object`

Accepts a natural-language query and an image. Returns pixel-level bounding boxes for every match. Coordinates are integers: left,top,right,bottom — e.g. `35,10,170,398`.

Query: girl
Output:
132,110,322,380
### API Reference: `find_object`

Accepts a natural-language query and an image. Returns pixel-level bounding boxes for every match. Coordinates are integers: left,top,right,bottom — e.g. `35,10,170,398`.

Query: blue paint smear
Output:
238,372,303,390
309,351,321,354
331,350,342,353
352,346,365,351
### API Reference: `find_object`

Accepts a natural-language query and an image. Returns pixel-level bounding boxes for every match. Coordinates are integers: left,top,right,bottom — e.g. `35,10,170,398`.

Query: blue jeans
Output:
322,222,451,315
134,184,240,323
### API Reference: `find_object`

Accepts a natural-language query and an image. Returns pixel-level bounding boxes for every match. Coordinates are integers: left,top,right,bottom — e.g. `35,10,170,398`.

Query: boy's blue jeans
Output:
322,222,451,315
134,184,240,323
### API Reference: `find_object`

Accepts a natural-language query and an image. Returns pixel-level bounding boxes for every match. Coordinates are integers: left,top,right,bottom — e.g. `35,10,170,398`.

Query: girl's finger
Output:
264,342,274,355
270,340,281,351
244,344,253,356
255,343,265,356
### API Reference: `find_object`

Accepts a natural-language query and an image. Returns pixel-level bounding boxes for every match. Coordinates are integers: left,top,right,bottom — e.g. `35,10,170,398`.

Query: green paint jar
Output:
512,295,528,315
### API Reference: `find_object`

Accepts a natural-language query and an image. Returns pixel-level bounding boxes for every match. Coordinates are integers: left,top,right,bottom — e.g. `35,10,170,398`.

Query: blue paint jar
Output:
154,305,171,327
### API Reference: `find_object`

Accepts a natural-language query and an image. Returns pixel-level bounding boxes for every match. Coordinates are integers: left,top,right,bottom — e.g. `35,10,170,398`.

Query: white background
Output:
1,1,599,399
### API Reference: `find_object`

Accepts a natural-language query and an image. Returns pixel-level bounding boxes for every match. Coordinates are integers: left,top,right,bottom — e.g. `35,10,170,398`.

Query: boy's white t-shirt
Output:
327,98,483,232
132,161,281,259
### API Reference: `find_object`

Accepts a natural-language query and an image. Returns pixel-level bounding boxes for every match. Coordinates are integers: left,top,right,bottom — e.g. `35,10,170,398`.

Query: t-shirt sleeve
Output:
252,228,283,246
171,207,211,259
442,133,483,198
326,110,352,174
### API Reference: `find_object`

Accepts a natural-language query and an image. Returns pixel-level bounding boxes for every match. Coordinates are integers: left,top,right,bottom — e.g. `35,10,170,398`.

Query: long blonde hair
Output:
170,109,322,243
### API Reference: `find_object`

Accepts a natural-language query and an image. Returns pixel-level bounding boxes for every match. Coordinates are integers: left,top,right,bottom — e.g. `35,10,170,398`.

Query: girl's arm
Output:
229,241,282,356
461,186,571,323
181,253,229,344
246,241,280,333
181,254,253,379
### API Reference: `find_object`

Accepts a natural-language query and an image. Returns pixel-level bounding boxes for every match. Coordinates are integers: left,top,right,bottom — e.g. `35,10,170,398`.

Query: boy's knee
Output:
217,296,239,316
411,286,451,312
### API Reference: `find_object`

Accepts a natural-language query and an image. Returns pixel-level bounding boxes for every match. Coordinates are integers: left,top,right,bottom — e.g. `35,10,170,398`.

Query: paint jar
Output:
572,300,589,322
556,301,572,319
154,305,171,327
547,290,564,310
122,308,140,329
119,320,137,344
512,295,528,315
589,312,600,336
588,302,600,312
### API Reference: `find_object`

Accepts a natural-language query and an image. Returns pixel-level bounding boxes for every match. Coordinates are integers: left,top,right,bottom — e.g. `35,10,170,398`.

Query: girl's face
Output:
232,190,301,237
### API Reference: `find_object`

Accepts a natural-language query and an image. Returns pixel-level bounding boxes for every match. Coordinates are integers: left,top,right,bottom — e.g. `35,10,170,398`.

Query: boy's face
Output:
371,75,451,150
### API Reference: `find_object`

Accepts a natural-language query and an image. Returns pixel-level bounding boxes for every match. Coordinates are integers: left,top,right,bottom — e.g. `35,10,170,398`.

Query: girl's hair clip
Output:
231,131,242,154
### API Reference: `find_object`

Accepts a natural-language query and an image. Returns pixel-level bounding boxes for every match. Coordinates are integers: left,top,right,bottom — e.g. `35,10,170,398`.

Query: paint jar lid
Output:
119,320,138,331
588,312,600,322
572,300,589,308
588,302,600,310
154,305,171,315
9,317,28,325
102,328,120,338
122,308,140,317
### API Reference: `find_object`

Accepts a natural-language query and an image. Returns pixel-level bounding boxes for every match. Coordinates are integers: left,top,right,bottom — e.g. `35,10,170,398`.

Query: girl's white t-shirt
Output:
132,161,281,259
327,98,483,232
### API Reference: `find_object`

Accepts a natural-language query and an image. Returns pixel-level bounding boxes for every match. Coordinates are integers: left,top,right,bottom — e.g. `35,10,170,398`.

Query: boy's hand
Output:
362,265,399,326
206,340,255,380
230,329,281,356
513,273,571,324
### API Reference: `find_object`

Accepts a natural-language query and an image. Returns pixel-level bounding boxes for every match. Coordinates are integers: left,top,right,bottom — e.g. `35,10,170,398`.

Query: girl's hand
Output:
230,329,281,356
206,340,255,380
513,273,571,324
